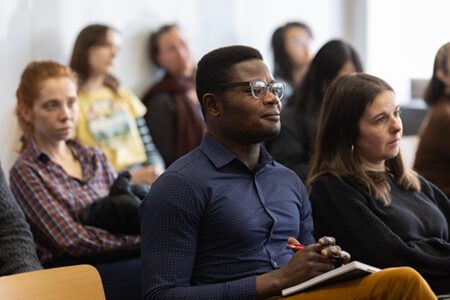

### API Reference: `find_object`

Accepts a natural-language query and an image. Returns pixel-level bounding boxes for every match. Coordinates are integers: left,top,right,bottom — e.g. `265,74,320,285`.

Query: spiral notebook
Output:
281,261,380,296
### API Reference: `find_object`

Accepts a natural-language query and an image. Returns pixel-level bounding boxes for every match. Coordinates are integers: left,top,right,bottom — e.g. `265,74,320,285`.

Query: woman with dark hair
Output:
141,24,204,167
271,21,313,102
414,42,450,197
70,24,164,185
308,73,450,295
266,40,362,179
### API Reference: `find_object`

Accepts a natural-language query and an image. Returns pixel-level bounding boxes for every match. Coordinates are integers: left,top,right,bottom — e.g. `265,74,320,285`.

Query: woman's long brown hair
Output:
308,73,420,205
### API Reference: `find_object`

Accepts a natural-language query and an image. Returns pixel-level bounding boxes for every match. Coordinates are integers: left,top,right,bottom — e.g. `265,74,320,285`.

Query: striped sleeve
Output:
136,117,165,167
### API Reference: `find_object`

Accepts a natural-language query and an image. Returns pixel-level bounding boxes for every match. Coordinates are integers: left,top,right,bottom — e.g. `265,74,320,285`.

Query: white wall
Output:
0,0,345,173
365,0,450,102
1,0,33,173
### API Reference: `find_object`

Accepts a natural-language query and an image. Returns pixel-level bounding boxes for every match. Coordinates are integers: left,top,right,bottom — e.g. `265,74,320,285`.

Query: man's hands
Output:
256,236,350,299
277,236,350,289
317,236,350,267
288,236,350,266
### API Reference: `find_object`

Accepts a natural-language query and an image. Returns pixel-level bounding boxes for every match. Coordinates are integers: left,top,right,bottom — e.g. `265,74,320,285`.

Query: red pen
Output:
286,244,305,251
286,244,342,261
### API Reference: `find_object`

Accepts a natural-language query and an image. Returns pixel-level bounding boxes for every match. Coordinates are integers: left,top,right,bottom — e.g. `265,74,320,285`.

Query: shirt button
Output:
272,260,278,267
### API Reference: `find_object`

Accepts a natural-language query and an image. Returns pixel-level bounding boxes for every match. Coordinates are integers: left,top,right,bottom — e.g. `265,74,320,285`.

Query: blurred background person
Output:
414,42,450,197
70,24,164,185
271,21,313,103
266,39,363,180
141,24,204,167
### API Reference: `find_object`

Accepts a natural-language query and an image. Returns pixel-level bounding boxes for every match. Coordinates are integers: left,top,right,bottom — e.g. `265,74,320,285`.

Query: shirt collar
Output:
24,138,48,163
200,133,274,169
24,138,95,165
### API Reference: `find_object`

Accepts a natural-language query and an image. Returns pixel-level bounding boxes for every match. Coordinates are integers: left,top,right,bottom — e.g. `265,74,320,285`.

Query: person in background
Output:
266,40,362,180
414,42,450,197
140,45,436,300
0,162,42,276
308,73,450,295
10,61,141,299
70,24,164,185
141,24,204,166
271,21,313,103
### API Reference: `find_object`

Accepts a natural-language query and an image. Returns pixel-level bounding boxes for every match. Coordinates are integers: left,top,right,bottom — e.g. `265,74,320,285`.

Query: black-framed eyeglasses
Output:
209,80,286,100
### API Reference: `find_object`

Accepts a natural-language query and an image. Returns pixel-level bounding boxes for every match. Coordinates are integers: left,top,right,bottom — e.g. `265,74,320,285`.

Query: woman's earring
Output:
351,145,355,153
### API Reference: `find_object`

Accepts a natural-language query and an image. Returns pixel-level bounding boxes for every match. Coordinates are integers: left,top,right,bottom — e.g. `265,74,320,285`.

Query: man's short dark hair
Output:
196,45,263,116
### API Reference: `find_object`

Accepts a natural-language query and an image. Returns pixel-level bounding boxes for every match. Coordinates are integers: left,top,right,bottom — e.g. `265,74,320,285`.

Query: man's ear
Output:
202,93,222,118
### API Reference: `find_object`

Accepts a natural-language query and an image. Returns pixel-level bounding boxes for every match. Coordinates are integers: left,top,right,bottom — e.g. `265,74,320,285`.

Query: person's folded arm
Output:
10,164,139,257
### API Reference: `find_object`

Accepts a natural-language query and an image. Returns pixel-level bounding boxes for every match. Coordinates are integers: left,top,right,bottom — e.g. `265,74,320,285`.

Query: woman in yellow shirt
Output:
70,24,164,185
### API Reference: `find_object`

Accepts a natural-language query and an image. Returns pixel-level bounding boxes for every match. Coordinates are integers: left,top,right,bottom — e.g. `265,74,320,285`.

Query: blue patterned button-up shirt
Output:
141,134,314,299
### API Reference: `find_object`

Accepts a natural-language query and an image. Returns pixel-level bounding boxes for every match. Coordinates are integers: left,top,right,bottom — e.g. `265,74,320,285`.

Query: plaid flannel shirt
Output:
10,139,140,264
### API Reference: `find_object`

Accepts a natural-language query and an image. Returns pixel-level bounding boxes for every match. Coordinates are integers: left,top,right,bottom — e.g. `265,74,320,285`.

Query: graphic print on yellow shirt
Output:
76,87,147,171
87,99,133,146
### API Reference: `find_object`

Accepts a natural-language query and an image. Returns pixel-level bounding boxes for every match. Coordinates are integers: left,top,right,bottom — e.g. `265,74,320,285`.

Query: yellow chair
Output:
0,264,106,300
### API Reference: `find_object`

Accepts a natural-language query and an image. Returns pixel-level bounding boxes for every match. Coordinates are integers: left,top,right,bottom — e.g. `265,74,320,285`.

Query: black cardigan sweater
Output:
310,173,450,294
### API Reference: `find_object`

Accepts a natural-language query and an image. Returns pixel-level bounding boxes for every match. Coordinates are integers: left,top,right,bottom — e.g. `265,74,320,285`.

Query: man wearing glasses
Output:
140,45,435,299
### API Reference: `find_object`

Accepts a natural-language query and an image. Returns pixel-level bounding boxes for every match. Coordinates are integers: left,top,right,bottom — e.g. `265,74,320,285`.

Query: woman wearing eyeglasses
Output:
271,21,313,103
266,40,363,180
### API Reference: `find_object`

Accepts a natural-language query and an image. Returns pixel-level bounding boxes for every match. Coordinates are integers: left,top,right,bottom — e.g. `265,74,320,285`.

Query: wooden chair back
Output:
0,264,106,300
